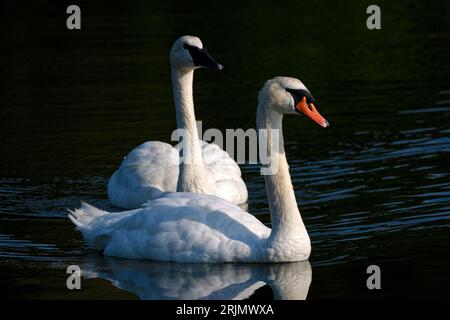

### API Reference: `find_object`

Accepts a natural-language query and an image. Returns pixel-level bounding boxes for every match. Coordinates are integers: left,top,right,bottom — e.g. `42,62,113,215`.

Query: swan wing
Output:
108,141,179,209
199,141,248,205
70,193,270,262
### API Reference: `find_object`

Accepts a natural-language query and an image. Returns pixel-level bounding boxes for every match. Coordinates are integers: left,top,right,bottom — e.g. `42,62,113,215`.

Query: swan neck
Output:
171,67,208,193
256,101,309,243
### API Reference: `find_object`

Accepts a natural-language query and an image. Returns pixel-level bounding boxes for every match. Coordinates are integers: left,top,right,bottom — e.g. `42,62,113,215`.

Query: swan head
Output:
259,77,329,128
170,36,223,72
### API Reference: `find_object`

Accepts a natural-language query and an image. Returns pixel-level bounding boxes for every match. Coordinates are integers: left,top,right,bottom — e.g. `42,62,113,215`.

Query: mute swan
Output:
70,77,329,263
108,35,248,209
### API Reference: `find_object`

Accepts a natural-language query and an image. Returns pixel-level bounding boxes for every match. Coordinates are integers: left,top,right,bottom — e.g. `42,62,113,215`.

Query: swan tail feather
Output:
68,202,108,229
68,211,83,227
68,202,110,251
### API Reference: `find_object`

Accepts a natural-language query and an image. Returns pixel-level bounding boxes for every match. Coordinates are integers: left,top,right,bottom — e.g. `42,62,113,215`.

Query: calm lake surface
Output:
1,0,450,299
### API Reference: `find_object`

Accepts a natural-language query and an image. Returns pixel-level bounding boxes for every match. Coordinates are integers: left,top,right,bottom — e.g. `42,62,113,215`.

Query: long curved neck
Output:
171,67,209,193
256,102,309,243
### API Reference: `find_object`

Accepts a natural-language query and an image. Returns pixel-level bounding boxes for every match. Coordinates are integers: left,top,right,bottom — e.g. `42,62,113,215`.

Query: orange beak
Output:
295,96,329,128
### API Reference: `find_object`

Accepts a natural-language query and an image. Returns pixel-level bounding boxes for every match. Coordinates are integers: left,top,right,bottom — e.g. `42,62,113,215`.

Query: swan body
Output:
108,140,247,209
71,77,329,263
71,195,274,262
70,194,308,262
108,35,248,209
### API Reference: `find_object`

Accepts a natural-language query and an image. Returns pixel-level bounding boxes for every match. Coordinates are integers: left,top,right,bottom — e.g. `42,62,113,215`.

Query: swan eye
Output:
183,44,199,51
286,88,315,106
183,43,205,54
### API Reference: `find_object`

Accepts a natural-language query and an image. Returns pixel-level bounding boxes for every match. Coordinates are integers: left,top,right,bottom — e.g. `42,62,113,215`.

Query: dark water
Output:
1,0,450,299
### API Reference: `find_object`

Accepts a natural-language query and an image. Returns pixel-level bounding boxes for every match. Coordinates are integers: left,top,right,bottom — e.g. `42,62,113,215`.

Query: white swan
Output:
70,77,329,263
108,35,248,209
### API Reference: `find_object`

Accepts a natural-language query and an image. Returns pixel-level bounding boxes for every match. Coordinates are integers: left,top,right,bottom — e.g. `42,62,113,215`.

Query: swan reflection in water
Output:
81,257,312,300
